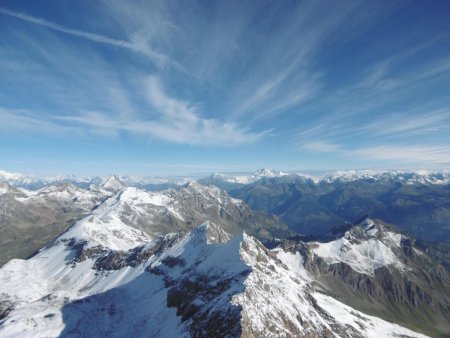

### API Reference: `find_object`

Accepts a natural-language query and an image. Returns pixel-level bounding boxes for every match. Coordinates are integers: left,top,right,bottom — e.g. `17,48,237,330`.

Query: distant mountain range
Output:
227,173,450,243
198,168,450,189
2,168,450,190
0,170,188,191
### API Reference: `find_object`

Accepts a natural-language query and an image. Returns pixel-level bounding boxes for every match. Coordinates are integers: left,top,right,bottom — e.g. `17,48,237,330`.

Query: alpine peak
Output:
101,175,126,192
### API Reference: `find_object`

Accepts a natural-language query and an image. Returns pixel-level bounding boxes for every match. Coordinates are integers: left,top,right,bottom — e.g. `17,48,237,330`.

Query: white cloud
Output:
0,7,170,66
54,76,269,145
144,76,199,125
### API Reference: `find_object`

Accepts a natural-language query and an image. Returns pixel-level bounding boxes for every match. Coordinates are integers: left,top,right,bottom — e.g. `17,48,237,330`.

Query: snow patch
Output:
59,214,150,251
275,249,310,281
314,292,428,338
312,237,404,275
384,231,403,247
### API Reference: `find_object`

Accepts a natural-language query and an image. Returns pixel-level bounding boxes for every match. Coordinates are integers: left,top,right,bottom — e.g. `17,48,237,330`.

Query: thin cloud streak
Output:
294,50,450,148
302,140,450,167
0,107,79,135
0,7,170,66
297,106,450,147
352,145,450,166
359,109,450,137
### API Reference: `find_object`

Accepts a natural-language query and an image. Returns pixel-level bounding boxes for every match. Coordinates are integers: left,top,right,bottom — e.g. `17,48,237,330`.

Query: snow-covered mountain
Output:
0,179,288,266
199,168,450,190
0,170,101,190
0,170,190,191
197,168,289,190
100,175,126,193
0,218,430,337
316,169,450,185
205,168,288,184
54,182,290,251
2,169,450,192
280,216,450,336
310,217,406,275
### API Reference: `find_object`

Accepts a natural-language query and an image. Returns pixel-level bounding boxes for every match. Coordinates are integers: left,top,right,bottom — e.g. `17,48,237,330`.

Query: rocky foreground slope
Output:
0,214,438,337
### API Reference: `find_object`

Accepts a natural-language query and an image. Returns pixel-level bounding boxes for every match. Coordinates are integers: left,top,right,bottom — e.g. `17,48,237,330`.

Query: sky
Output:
0,0,449,176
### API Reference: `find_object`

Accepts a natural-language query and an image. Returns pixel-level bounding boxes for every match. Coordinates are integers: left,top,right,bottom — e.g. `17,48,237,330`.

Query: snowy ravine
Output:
0,221,427,337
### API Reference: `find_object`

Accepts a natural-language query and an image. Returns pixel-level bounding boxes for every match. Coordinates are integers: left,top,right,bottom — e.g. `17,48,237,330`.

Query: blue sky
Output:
0,0,449,176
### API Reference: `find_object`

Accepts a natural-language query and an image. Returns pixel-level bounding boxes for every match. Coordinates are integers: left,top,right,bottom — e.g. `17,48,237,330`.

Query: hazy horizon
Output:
2,166,450,180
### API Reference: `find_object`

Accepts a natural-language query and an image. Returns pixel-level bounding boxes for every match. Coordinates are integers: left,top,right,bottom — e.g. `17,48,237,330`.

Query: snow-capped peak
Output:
0,182,13,195
253,167,284,177
245,168,289,182
101,175,126,192
118,186,173,207
312,219,405,275
353,214,376,232
56,187,175,251
200,168,288,185
313,169,450,185
0,170,27,181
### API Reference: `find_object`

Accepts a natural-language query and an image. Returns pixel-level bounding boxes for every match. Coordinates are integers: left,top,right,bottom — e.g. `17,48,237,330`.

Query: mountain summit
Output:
101,175,126,192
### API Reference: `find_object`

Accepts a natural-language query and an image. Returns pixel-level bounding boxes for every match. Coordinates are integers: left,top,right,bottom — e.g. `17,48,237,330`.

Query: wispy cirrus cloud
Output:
0,107,76,135
294,46,450,152
54,76,269,145
359,108,450,139
302,140,450,167
1,100,267,146
352,145,450,166
297,105,450,147
0,7,170,66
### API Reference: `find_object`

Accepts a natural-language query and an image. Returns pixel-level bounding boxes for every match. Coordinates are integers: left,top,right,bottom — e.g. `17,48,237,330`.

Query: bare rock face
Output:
0,301,14,321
